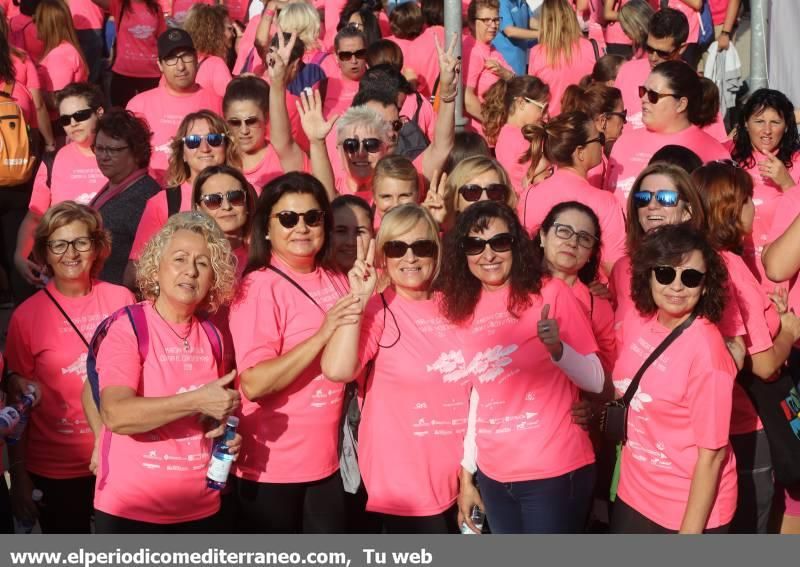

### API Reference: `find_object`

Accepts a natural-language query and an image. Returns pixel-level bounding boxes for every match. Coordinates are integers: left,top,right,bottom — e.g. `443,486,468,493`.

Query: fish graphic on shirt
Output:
61,353,88,382
129,25,156,40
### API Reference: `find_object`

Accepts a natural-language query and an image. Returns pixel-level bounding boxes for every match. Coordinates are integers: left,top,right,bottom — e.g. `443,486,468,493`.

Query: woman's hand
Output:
485,58,511,80
347,238,377,302
266,29,297,86
779,310,800,342
537,304,563,360
422,170,448,226
7,375,42,408
14,255,45,287
588,280,611,299
225,432,242,458
9,469,39,525
297,87,338,143
195,371,240,421
570,399,594,430
457,469,485,534
758,149,795,189
316,295,363,344
435,33,460,101
89,437,100,475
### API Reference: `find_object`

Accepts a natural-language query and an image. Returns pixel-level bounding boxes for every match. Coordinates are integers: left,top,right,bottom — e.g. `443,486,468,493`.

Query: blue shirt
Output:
492,0,535,76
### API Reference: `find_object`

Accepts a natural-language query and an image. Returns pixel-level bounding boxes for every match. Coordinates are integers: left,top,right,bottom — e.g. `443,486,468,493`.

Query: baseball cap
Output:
157,28,196,60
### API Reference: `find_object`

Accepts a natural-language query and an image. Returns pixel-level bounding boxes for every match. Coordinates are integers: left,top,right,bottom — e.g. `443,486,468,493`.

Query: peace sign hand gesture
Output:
435,32,460,101
267,29,297,87
422,170,448,226
298,87,338,142
348,237,377,304
537,304,563,360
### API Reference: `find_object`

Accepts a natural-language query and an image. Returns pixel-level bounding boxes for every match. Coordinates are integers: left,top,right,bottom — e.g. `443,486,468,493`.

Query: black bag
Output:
738,365,800,486
395,92,430,160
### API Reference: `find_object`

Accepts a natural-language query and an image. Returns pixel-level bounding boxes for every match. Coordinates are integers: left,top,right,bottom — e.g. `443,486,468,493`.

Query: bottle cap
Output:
31,489,43,502
227,416,240,427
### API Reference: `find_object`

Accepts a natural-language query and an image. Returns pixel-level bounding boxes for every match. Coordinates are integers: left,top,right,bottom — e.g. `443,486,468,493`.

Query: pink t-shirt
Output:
519,168,627,268
605,125,731,210
110,0,166,79
703,113,728,143
129,182,192,261
322,0,348,48
709,0,729,25
462,35,511,133
408,26,444,99
587,152,608,189
458,278,598,482
528,38,597,116
10,53,38,124
609,253,633,348
614,56,651,131
614,311,737,531
94,301,224,524
494,123,529,195
242,144,308,194
228,258,348,483
571,280,616,374
28,143,107,216
766,186,800,317
400,91,435,143
323,73,360,120
232,15,261,74
196,54,232,98
223,0,247,23
604,0,632,45
38,42,88,93
67,0,104,30
5,281,134,479
9,15,45,62
664,0,701,44
354,289,469,516
0,0,20,20
126,84,223,176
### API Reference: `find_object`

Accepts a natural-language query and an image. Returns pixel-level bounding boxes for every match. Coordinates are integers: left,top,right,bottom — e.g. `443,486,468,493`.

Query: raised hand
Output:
348,237,377,301
537,304,563,360
758,148,794,189
435,32,460,101
422,170,448,226
298,87,339,142
267,29,297,86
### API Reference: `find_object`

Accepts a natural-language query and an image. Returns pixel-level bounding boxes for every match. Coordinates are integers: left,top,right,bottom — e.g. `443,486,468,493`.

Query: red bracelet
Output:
264,8,276,17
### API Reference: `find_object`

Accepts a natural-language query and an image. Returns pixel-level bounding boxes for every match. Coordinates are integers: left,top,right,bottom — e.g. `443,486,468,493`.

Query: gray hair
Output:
336,105,393,145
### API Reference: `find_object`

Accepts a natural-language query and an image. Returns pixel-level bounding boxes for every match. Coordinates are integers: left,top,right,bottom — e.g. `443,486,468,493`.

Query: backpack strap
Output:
412,92,423,123
199,318,223,376
590,38,600,61
166,186,182,217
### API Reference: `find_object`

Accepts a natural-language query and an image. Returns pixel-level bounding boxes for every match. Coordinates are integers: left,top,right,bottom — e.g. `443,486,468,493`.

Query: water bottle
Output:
5,387,36,445
14,489,43,534
460,505,485,535
206,416,239,490
0,405,22,436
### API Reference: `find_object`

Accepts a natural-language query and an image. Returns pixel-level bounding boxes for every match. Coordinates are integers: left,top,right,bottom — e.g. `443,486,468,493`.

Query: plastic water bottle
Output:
5,387,36,445
0,405,22,436
207,416,239,490
460,505,485,534
14,489,43,534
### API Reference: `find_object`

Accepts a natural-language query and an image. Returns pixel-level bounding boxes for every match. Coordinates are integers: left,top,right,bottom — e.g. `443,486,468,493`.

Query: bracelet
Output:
720,30,731,36
264,8,275,17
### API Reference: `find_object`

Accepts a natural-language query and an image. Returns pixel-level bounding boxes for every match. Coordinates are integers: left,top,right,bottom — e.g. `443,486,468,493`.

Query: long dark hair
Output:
121,0,161,16
532,201,601,285
437,201,542,324
731,88,800,171
245,172,333,275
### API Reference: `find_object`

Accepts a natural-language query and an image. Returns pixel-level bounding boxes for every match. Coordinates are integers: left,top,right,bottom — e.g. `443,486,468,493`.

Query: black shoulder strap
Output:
621,313,697,406
43,288,90,349
166,186,182,217
412,92,423,123
267,264,322,311
590,38,600,61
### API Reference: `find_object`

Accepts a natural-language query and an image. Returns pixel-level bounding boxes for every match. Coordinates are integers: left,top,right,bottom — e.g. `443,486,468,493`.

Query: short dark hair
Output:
223,75,269,116
55,82,104,110
389,1,423,39
533,201,602,285
630,223,728,323
649,144,702,173
366,38,404,70
360,64,414,95
353,85,399,109
332,194,375,225
443,131,491,173
648,7,689,46
95,109,152,168
421,0,444,26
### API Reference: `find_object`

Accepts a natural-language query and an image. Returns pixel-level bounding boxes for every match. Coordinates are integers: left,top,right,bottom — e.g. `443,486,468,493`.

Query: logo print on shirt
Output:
61,352,88,382
129,24,156,40
613,378,652,412
427,345,518,383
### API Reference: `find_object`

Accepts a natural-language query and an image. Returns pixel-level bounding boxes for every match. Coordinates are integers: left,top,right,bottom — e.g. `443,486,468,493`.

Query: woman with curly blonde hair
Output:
92,211,241,533
183,3,234,97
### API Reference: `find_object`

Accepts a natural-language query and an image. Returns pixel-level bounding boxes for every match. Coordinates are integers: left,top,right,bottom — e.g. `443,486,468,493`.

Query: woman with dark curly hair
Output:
442,201,604,533
611,223,738,534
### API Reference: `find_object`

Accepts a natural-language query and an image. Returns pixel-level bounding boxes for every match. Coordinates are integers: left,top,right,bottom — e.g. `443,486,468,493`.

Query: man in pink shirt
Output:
323,27,368,119
126,29,222,180
615,8,689,131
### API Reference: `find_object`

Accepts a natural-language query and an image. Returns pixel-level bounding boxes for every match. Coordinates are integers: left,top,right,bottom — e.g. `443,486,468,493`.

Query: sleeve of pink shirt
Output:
28,161,51,217
129,193,167,261
727,256,775,355
686,330,735,450
95,313,144,391
21,56,40,91
545,278,599,357
228,275,283,372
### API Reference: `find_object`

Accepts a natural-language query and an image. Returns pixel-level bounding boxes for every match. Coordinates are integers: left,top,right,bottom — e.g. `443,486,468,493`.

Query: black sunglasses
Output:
183,133,226,149
463,233,515,256
337,49,367,62
652,266,705,288
583,132,606,147
644,43,679,59
633,190,680,208
198,190,247,210
226,116,260,128
342,137,383,154
383,239,438,259
606,109,627,124
271,209,325,229
458,183,509,202
58,108,96,128
638,86,680,105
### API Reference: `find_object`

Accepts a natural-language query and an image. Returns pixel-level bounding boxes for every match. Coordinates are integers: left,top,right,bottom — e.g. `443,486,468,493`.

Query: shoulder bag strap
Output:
199,318,223,376
620,312,697,406
266,264,322,311
413,92,423,122
43,288,90,349
166,186,182,217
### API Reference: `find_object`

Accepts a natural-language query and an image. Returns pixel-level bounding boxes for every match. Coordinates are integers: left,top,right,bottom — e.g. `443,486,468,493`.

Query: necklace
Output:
153,302,193,352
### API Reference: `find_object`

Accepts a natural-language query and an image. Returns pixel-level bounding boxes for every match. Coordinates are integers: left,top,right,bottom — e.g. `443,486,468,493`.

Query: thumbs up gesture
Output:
537,304,563,360
196,370,241,421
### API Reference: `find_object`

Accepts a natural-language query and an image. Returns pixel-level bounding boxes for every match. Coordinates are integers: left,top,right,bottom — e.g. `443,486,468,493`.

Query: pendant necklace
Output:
153,302,193,352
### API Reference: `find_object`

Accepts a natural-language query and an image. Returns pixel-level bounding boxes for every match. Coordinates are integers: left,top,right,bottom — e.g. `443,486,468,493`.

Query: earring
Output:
154,283,160,296
265,234,270,240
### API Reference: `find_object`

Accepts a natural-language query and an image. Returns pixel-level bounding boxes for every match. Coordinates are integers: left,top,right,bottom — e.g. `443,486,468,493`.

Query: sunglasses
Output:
638,86,680,105
58,108,95,128
383,239,438,259
633,189,681,208
183,133,226,149
652,266,705,288
271,209,325,229
463,233,515,256
583,132,606,147
226,116,260,128
198,190,246,210
523,97,548,112
337,49,368,62
342,137,383,154
644,44,679,59
458,183,509,202
551,223,598,249
606,109,627,124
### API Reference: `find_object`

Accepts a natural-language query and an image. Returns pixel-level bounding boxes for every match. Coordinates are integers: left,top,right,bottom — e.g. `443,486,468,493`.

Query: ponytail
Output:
521,123,548,181
482,78,511,147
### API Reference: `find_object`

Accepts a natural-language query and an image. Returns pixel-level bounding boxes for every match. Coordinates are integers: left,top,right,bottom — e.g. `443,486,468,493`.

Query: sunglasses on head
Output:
198,190,246,210
271,209,325,229
183,133,226,149
226,116,260,128
633,189,681,208
458,183,509,202
652,266,705,288
342,137,383,154
463,233,515,256
638,86,680,105
58,108,95,128
337,49,367,62
383,239,438,259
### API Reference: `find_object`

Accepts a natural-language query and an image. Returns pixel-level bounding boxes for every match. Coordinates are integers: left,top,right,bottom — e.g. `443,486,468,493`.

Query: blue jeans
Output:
477,464,596,533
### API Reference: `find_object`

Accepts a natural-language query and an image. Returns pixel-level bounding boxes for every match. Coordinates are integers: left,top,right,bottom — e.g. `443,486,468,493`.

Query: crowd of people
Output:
1,0,799,536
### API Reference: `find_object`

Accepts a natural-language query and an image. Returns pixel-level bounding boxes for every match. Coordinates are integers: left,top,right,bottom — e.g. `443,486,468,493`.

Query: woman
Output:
335,105,394,200
91,0,166,108
338,1,384,47
584,54,625,87
384,2,425,90
322,204,468,533
89,109,161,286
16,82,106,286
462,0,512,132
92,212,240,533
528,0,598,117
5,202,134,533
730,89,800,290
184,4,234,98
372,155,420,228
518,111,626,275
606,60,730,210
482,76,550,193
441,201,603,533
228,172,359,533
34,0,88,108
331,195,374,273
605,0,654,59
409,0,445,99
560,83,626,188
611,223,738,533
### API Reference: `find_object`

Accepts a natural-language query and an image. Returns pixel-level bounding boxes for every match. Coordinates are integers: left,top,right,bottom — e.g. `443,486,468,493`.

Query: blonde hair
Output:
184,4,230,59
445,156,516,213
373,155,419,195
376,204,442,283
278,2,321,48
166,110,240,187
35,0,86,65
539,0,582,66
136,211,236,313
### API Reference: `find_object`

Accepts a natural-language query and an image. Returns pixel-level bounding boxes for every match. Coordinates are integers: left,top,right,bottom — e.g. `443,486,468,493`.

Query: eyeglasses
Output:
342,137,383,154
633,189,681,208
475,17,500,25
652,266,705,288
583,132,606,147
638,86,680,104
605,109,627,124
183,133,226,149
46,237,94,255
91,144,129,156
337,49,368,62
271,209,325,229
463,233,515,256
58,108,95,128
458,183,509,202
162,51,196,66
198,190,247,210
644,44,679,59
226,116,260,128
523,97,548,112
383,239,438,259
551,223,598,249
